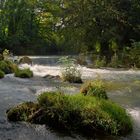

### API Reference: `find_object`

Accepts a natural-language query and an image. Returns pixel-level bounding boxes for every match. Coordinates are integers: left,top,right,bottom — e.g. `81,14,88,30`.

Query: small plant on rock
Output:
58,56,82,83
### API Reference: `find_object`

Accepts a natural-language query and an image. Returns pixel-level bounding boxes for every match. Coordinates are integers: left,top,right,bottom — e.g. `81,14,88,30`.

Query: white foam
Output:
19,63,140,80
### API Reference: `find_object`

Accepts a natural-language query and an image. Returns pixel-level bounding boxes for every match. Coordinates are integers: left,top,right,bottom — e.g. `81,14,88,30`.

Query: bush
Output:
0,60,18,74
14,68,33,78
125,42,140,68
94,56,106,68
80,80,108,99
7,92,132,136
59,56,82,83
0,70,4,78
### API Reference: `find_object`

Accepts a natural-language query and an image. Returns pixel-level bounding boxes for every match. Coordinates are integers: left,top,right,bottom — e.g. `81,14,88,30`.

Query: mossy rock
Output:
19,56,32,65
0,70,4,78
62,75,83,83
14,68,33,78
7,102,39,122
0,60,18,74
7,92,133,136
80,81,108,99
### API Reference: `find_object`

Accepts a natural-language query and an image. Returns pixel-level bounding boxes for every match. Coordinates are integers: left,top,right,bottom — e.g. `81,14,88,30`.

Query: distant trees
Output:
0,0,140,55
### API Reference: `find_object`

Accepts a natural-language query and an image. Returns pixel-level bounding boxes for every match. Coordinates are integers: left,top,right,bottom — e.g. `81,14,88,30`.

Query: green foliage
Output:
0,0,140,55
126,42,140,68
0,60,17,74
2,49,10,60
109,39,118,53
37,92,132,135
15,68,33,78
0,70,5,78
80,80,108,99
59,56,82,83
94,56,106,68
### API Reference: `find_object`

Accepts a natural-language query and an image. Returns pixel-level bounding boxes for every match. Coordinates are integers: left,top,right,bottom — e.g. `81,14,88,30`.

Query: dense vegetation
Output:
7,92,132,136
0,0,140,57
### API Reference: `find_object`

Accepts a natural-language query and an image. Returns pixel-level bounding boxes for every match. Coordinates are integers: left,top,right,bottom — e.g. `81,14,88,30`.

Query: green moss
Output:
0,60,17,74
0,70,5,78
14,68,33,78
80,80,108,99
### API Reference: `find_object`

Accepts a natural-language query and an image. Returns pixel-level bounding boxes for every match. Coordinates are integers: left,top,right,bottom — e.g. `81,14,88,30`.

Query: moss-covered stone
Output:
7,102,39,122
14,68,33,78
62,74,83,83
19,56,32,65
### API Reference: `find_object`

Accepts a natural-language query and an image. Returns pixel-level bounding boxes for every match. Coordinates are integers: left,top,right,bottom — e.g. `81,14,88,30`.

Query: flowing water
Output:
0,56,140,140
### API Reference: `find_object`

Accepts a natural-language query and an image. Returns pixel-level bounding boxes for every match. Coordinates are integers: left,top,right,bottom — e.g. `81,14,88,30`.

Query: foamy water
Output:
19,63,140,81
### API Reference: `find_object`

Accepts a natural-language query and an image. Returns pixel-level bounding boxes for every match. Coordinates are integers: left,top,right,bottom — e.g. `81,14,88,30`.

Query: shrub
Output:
124,42,140,68
59,56,82,83
0,60,17,74
0,70,4,78
7,92,132,136
15,68,33,78
94,56,106,68
80,80,108,99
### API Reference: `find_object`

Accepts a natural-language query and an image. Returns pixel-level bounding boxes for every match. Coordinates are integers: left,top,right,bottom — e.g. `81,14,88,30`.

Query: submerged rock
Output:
43,74,61,80
19,56,32,65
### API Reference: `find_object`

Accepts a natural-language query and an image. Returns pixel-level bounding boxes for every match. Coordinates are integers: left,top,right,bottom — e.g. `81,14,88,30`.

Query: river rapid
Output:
0,56,140,140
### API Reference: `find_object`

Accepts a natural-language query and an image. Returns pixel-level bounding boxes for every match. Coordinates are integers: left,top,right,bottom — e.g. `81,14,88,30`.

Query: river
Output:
0,56,140,140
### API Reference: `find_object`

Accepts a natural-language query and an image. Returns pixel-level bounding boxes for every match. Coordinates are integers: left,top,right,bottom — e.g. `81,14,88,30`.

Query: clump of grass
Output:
38,92,132,135
0,70,5,78
14,68,33,78
7,92,132,136
80,80,108,99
